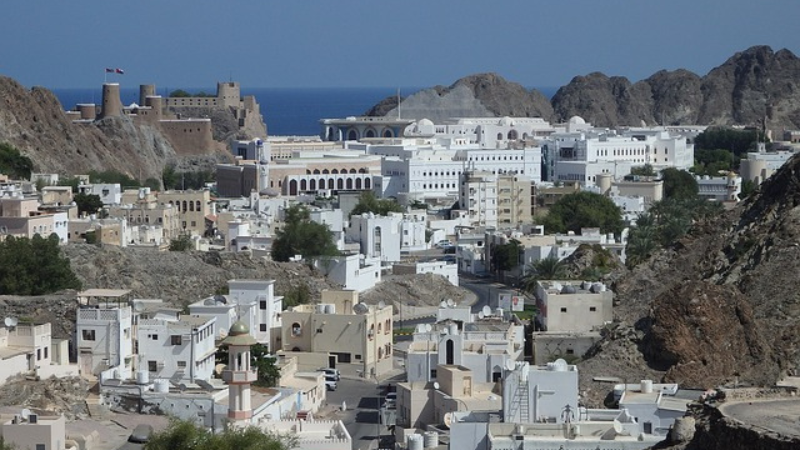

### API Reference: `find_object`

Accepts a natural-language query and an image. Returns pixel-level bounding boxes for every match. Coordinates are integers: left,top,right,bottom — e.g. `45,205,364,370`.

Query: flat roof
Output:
78,289,132,298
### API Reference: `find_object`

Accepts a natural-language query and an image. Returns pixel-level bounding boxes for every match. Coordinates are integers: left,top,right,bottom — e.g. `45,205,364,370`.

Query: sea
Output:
52,86,559,137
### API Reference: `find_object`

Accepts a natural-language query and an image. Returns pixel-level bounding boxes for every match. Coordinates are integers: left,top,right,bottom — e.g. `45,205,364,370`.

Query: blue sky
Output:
3,0,799,90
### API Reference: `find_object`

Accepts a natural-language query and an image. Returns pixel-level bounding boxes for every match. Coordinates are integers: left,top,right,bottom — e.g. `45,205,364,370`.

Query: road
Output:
720,398,800,437
326,378,395,450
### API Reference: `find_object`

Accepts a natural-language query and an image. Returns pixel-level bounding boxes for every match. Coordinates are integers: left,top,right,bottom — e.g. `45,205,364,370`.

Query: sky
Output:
3,0,800,90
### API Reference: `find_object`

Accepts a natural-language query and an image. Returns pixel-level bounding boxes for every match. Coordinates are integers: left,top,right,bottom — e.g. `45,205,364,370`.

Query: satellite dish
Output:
505,360,515,371
378,300,386,310
482,305,492,316
138,189,145,200
433,382,440,390
478,311,485,319
20,409,31,420
440,301,447,308
446,299,455,307
4,317,18,328
179,383,187,392
613,419,623,434
132,301,145,312
424,324,433,333
443,412,453,428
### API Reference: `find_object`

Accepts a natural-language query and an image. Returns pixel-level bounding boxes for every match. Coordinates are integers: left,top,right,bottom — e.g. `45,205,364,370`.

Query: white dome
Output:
499,116,512,126
568,115,586,125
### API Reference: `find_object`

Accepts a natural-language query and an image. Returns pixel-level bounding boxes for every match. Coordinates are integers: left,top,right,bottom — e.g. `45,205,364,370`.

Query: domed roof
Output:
229,321,249,336
568,115,586,125
417,118,434,128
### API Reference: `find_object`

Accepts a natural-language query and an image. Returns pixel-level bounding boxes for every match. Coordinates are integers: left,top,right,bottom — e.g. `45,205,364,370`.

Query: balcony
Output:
222,369,259,384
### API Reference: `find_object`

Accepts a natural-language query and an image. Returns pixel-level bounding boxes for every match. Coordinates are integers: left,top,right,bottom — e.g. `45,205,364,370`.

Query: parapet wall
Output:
159,119,215,156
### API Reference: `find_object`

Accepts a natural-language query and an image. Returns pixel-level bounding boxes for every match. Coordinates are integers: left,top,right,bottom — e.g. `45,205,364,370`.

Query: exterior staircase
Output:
85,392,108,419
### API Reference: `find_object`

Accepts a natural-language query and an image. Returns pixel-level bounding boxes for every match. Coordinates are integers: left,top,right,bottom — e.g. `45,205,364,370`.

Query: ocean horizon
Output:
52,86,560,137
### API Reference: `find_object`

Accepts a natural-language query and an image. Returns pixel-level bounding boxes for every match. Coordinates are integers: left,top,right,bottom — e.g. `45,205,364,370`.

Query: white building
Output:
346,213,403,262
312,253,381,292
0,322,75,383
1,413,67,450
533,280,613,333
75,289,134,379
77,183,122,205
137,315,217,382
405,308,523,384
740,147,797,184
258,420,351,450
459,171,498,228
696,174,742,202
189,279,282,349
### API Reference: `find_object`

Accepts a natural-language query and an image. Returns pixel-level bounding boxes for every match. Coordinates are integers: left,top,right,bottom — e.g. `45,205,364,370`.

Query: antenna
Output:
4,317,18,329
397,87,401,119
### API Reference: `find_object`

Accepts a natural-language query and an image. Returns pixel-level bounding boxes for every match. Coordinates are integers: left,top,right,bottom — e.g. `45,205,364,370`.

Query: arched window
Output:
328,178,335,189
365,129,376,138
313,169,321,175
291,323,302,336
508,130,518,140
323,169,330,174
369,324,375,340
385,319,391,334
365,178,371,189
446,339,454,365
356,178,362,189
377,322,382,335
332,169,339,174
310,179,317,190
347,129,358,141
497,133,503,140
337,178,344,190
189,201,195,212
300,179,307,191
346,178,353,189
195,200,201,211
349,168,357,174
383,129,393,138
289,180,298,195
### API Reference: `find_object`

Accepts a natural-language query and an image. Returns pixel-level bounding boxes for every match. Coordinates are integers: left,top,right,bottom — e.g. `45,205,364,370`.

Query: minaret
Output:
222,321,258,423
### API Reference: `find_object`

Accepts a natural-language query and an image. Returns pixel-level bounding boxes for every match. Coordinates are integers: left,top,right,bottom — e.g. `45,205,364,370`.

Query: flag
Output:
105,68,115,73
115,68,125,74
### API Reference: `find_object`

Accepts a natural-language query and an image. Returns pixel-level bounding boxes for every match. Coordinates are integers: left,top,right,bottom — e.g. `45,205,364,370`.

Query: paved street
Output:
324,378,394,450
720,398,800,437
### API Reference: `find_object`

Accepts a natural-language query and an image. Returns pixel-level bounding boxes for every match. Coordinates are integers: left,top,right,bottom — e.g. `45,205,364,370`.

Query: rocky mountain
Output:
0,76,232,181
365,73,554,123
368,46,800,130
577,152,800,405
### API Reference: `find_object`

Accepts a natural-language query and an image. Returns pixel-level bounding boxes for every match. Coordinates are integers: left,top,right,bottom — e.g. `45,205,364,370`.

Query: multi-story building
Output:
107,188,181,241
459,171,498,229
75,289,135,378
0,322,61,383
496,174,533,227
137,315,217,382
280,290,393,378
312,253,382,292
1,413,66,450
158,189,212,236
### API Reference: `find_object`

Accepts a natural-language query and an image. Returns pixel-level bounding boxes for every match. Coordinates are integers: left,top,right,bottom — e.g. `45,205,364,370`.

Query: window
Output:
291,323,302,336
171,335,182,345
260,300,267,310
260,324,267,332
590,306,597,312
355,354,362,360
43,347,48,359
151,334,159,341
148,361,157,372
560,307,567,313
37,348,41,361
82,330,96,341
177,361,187,369
566,349,575,355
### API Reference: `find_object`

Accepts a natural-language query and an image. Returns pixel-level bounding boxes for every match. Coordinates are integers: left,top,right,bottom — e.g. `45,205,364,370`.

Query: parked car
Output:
319,367,340,381
385,392,397,409
436,240,454,249
325,374,338,391
128,424,153,444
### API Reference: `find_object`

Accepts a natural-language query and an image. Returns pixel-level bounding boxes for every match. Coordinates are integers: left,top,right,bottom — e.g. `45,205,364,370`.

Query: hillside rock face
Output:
579,153,800,396
0,76,231,180
368,46,800,130
366,73,553,123
552,46,800,128
641,281,777,389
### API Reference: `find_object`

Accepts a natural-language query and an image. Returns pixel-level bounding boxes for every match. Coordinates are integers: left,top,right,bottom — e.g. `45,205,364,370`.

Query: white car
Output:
325,375,337,391
319,368,340,381
436,240,454,249
385,392,397,409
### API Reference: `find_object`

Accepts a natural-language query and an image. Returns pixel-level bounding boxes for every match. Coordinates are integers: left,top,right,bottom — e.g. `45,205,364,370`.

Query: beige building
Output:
533,280,613,332
108,188,181,241
497,174,533,227
40,186,73,206
216,161,264,198
0,413,66,450
280,290,393,379
597,173,664,205
158,189,212,236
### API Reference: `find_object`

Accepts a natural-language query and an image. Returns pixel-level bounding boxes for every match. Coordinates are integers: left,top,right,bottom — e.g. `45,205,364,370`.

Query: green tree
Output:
542,191,624,235
521,256,566,293
282,282,311,308
491,240,521,273
74,192,104,216
169,234,193,251
271,205,339,262
0,143,34,180
660,168,698,200
168,89,192,98
692,148,734,175
250,344,281,387
0,235,82,295
694,127,767,157
146,419,292,450
350,191,404,217
739,179,756,200
630,164,655,176
88,169,142,189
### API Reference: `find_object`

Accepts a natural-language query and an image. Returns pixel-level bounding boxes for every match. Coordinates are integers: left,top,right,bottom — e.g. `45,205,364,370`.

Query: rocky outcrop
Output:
0,76,233,180
640,281,778,389
552,46,800,128
366,73,553,123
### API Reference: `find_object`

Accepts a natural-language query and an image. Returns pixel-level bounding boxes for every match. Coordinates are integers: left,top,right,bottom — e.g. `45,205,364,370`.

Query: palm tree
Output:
522,255,566,294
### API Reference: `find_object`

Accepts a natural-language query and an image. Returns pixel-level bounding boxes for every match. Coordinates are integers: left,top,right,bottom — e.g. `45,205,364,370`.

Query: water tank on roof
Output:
641,380,653,393
561,285,577,294
407,434,423,450
136,370,149,385
316,304,326,314
423,432,439,449
154,379,169,393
